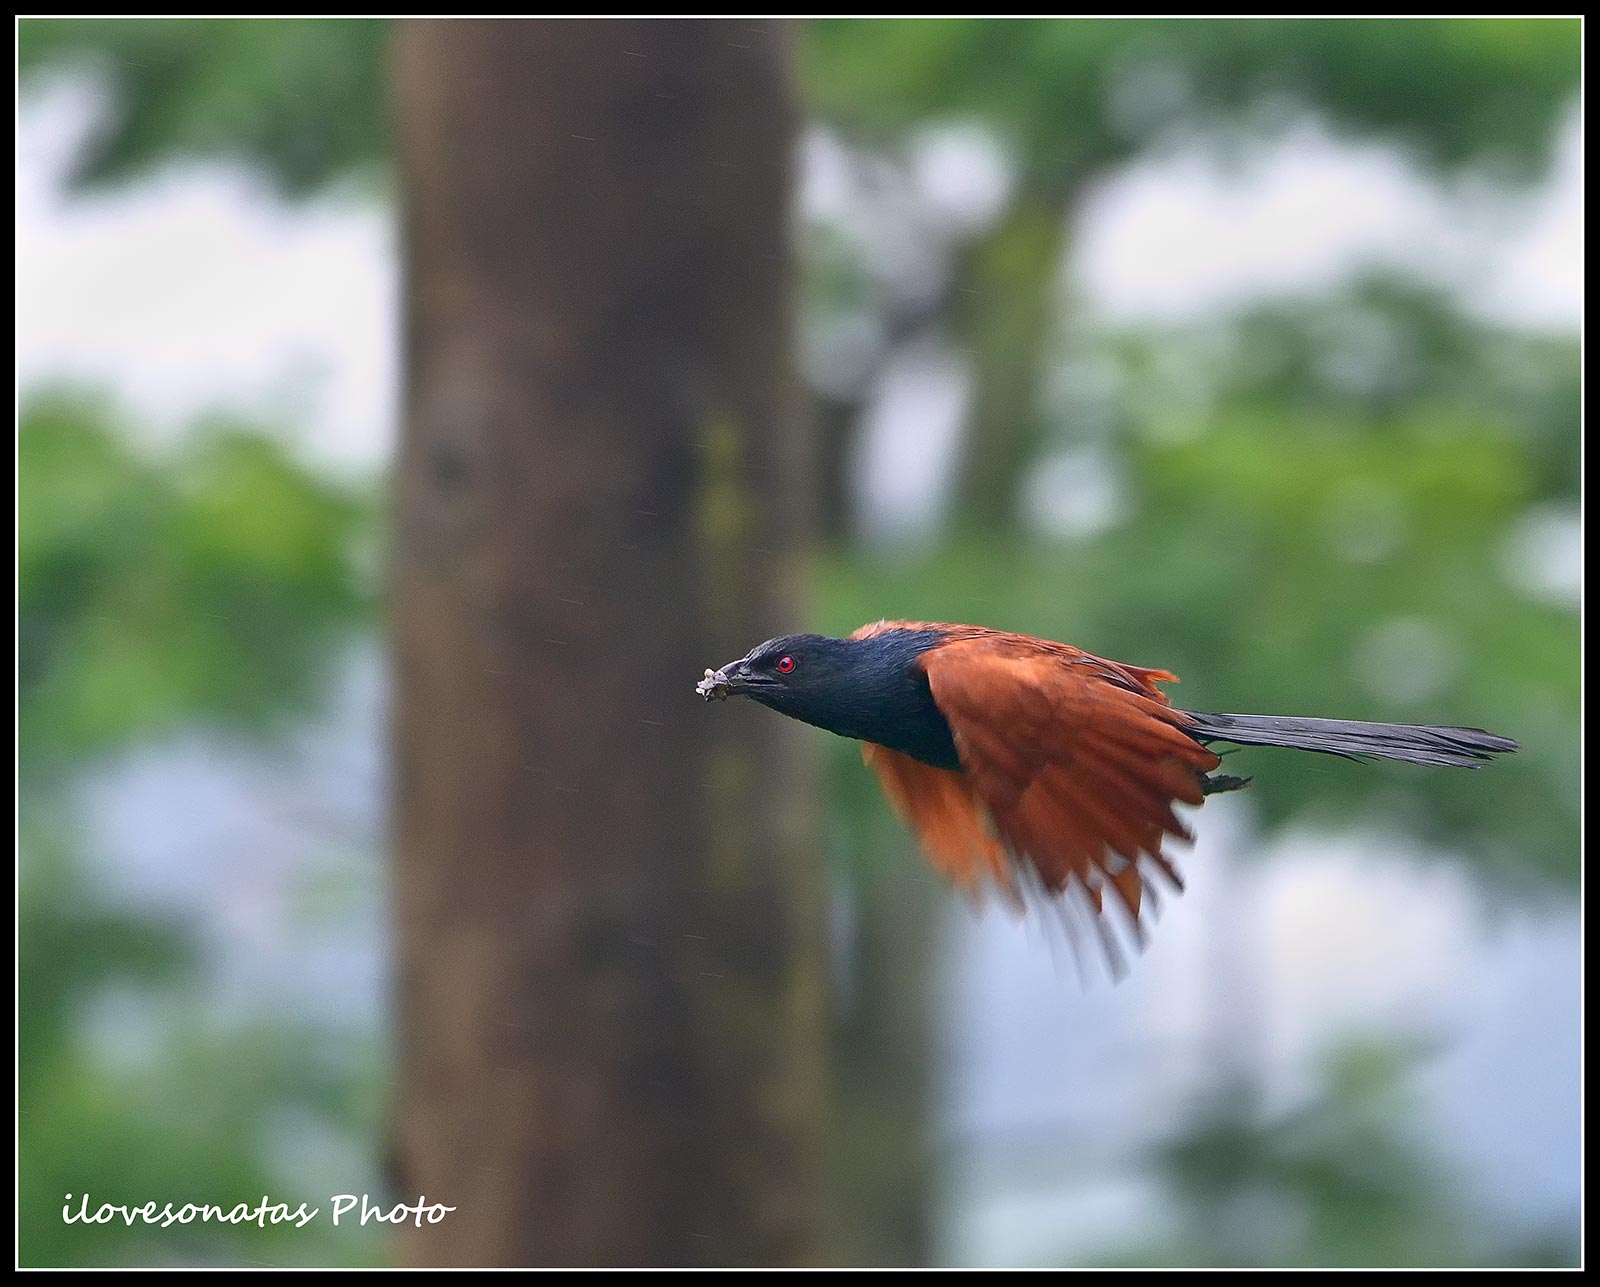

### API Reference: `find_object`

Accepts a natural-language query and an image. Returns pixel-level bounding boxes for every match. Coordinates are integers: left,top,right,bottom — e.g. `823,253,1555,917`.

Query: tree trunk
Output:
814,392,856,546
826,871,940,1266
389,19,824,1267
949,188,1070,536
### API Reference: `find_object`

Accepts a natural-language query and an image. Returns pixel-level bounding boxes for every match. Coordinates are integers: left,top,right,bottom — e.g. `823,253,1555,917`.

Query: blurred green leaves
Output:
22,1001,386,1268
20,391,369,770
18,18,388,195
806,18,1580,181
19,19,1578,197
19,393,378,1268
799,18,1579,532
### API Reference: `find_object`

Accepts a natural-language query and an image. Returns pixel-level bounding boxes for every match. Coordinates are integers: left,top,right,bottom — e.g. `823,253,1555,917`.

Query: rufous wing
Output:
914,633,1220,934
860,742,1018,906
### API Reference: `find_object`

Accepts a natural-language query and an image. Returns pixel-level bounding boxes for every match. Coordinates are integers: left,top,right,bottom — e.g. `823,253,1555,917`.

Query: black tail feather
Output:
1183,711,1519,769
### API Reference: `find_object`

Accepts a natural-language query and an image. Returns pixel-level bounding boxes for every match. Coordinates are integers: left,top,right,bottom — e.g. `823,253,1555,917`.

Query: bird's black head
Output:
696,633,857,721
696,627,960,769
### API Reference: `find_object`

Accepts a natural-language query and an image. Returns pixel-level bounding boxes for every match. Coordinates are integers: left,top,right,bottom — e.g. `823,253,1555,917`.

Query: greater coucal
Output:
696,621,1516,964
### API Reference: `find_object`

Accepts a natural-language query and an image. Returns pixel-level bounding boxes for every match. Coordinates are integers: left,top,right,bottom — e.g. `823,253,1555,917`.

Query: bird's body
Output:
697,621,1517,965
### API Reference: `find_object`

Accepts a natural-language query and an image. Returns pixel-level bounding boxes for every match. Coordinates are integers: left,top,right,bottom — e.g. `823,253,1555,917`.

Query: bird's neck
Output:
799,631,963,771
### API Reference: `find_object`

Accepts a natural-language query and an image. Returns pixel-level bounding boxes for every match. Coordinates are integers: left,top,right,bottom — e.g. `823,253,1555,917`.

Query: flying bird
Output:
696,621,1517,972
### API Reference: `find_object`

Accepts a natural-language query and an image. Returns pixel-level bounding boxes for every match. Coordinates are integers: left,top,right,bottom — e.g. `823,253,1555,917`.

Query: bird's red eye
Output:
777,655,795,674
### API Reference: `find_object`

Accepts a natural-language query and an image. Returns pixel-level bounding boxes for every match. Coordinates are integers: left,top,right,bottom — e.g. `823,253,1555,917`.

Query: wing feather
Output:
859,742,1017,903
912,632,1221,953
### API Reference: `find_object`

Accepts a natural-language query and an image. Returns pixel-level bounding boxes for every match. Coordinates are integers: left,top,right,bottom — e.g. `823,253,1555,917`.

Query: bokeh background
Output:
18,17,1580,1268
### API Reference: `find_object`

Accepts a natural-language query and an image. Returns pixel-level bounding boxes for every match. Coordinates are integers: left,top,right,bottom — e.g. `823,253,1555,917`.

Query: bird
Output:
695,620,1517,974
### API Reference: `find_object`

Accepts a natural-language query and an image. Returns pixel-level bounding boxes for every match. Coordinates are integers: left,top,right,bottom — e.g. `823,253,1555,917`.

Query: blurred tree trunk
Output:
949,184,1071,536
826,873,940,1265
389,19,824,1268
814,392,856,545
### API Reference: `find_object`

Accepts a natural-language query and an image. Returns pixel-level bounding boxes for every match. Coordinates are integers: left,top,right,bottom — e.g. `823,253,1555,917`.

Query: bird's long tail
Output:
1182,711,1518,769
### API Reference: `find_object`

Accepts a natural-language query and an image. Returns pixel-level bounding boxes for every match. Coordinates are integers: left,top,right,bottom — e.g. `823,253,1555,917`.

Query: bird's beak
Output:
696,658,753,701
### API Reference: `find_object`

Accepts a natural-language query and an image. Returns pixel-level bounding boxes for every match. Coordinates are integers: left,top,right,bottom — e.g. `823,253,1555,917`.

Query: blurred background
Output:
18,17,1580,1268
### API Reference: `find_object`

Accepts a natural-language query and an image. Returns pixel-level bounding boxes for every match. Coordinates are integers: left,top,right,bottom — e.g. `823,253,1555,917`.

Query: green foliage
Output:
19,391,369,770
1180,279,1582,504
18,18,388,195
805,18,1580,182
20,821,384,1267
19,825,193,1086
19,394,381,1267
800,19,1578,531
19,19,1578,196
22,1000,385,1267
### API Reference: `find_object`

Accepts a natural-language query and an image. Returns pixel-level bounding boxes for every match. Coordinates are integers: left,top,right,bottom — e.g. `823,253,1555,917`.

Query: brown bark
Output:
388,19,823,1267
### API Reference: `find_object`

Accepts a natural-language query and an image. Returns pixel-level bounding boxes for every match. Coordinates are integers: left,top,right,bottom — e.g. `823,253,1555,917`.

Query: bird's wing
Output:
860,742,1019,904
916,633,1220,931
